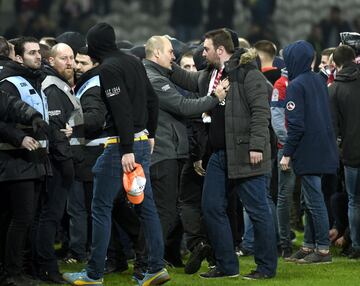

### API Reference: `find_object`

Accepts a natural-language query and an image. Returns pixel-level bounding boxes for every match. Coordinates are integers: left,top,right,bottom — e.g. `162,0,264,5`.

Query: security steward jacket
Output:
0,61,49,181
74,67,106,181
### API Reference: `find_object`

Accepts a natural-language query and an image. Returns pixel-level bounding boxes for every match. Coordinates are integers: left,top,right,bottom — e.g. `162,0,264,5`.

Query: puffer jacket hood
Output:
283,40,314,80
225,47,258,72
86,22,118,60
335,62,360,82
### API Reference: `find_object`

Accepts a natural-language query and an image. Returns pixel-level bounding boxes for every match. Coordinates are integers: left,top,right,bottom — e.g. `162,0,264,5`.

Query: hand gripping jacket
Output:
0,76,49,150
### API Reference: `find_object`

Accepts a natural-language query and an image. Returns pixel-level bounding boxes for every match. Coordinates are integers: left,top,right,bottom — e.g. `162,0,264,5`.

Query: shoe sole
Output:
200,274,239,279
141,273,171,286
63,275,103,286
295,259,332,265
242,276,271,280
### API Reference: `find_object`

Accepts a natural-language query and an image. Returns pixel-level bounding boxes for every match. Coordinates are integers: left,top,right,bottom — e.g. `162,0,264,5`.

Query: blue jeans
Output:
86,141,164,279
202,150,277,276
301,175,330,250
277,149,296,248
242,173,279,252
344,166,360,250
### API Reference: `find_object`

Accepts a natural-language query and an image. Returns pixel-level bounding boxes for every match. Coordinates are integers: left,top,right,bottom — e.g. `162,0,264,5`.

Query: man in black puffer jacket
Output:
0,36,50,286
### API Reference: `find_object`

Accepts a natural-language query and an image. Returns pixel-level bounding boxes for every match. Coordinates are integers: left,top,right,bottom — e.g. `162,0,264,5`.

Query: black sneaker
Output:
235,245,253,257
104,260,129,274
133,267,145,281
348,248,360,259
38,271,67,284
296,251,332,264
184,242,211,274
2,275,38,286
63,252,87,264
281,247,293,258
243,270,273,280
284,248,313,262
200,267,239,279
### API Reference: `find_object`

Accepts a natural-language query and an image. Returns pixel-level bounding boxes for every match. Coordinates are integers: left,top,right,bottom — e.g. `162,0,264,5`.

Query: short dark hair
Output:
180,49,194,61
0,36,10,57
39,43,51,59
321,47,336,57
40,37,57,48
77,46,98,65
333,45,356,67
13,36,39,57
204,28,234,54
254,40,277,59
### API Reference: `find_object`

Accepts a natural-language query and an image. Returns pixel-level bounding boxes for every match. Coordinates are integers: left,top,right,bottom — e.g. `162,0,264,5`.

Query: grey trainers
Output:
284,248,313,262
297,251,332,264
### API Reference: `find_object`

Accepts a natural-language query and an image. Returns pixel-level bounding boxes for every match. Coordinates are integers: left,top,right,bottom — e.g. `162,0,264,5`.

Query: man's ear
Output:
217,45,225,56
15,55,23,64
155,48,161,59
48,56,55,66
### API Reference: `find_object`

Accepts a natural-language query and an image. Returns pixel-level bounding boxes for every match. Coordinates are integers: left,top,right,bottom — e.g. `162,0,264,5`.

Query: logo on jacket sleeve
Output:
105,86,121,97
161,84,171,91
286,101,295,111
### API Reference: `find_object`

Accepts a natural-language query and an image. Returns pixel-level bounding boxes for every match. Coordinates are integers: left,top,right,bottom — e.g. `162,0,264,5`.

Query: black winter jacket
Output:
0,61,49,181
170,48,271,178
329,62,360,167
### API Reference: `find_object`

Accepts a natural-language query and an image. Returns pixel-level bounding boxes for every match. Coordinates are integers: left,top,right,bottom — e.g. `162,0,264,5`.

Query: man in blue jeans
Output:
63,23,170,286
280,40,339,264
170,28,278,280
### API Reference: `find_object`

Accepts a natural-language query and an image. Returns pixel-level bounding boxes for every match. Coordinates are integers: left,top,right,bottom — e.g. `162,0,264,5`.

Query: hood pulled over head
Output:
283,40,314,80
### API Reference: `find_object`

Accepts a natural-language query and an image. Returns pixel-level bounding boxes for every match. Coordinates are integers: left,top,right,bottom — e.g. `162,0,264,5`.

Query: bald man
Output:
143,36,226,266
34,43,84,284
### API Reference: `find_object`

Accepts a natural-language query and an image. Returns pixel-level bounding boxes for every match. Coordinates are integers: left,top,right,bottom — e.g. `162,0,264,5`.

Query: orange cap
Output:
123,163,146,204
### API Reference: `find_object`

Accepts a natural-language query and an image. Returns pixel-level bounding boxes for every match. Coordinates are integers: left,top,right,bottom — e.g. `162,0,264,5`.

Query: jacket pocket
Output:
236,135,250,144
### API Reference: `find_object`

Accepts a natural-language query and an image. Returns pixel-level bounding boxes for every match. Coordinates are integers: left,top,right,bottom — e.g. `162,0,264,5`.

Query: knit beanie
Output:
86,23,118,60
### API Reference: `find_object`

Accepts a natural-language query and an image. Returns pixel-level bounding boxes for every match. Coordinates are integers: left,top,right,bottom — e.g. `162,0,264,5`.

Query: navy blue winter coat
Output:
282,40,339,175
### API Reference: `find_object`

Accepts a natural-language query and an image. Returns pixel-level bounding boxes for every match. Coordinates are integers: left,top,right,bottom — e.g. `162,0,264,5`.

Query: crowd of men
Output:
0,21,359,286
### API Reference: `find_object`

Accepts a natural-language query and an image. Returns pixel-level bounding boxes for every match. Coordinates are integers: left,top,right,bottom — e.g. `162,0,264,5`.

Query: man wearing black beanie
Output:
63,23,170,286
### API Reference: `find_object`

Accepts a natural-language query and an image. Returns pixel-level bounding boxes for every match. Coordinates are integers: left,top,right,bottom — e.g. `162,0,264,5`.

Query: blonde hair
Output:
145,36,167,59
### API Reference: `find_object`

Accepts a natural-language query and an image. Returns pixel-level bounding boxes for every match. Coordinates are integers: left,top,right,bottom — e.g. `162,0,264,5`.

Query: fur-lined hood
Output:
224,47,258,72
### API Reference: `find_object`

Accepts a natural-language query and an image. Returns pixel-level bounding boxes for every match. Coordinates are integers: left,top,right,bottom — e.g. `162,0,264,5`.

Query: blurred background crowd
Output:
0,0,360,56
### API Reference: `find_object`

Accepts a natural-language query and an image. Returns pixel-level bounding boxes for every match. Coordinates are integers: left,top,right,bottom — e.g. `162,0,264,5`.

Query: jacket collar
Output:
143,59,172,77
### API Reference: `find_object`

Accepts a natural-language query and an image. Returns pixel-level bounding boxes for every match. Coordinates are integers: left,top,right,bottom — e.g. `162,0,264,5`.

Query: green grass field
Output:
44,233,360,286
56,255,359,286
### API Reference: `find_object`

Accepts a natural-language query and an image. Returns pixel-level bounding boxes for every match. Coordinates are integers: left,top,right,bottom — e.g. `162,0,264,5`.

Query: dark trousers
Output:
179,159,207,251
322,174,338,228
107,193,146,270
34,159,74,273
150,159,184,241
0,180,40,276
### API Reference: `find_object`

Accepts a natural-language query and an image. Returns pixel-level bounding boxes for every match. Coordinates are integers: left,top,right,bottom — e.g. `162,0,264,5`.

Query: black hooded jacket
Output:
329,62,360,167
86,23,159,153
0,61,49,181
